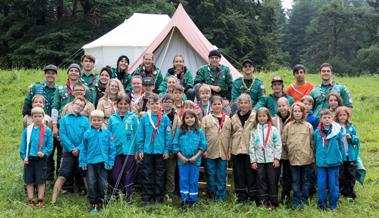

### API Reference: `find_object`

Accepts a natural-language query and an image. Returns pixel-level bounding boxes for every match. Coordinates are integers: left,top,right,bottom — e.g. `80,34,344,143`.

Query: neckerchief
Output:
80,74,97,86
258,122,272,149
208,65,221,85
200,101,210,116
211,112,225,131
66,80,75,97
38,124,46,152
317,123,329,147
148,110,162,143
242,77,256,93
319,81,335,98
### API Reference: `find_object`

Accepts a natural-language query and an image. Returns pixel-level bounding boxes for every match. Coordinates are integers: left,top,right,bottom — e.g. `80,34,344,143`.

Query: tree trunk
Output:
57,0,63,19
72,0,78,16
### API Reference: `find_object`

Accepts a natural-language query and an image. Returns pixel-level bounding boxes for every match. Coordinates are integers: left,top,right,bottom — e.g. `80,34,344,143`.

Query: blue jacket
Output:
108,112,139,156
79,127,116,169
314,122,344,167
172,128,207,166
136,111,172,155
59,113,90,153
19,125,54,160
306,110,319,130
340,123,360,161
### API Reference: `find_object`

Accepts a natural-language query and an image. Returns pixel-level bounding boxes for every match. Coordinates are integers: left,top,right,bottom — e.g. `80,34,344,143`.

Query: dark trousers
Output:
112,154,136,194
141,154,166,202
86,162,107,205
291,164,312,208
280,159,292,199
339,161,356,198
256,163,279,206
46,137,62,181
61,153,85,193
232,154,258,202
205,158,227,200
309,164,317,195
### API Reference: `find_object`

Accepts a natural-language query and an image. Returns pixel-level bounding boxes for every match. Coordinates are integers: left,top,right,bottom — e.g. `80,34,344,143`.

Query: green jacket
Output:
254,93,295,117
231,77,265,107
310,82,353,117
23,82,57,116
158,67,194,94
80,71,98,105
132,65,163,94
111,68,132,92
194,64,233,100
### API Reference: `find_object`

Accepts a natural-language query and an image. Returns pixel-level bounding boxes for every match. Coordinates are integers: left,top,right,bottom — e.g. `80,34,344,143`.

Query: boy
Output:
162,94,181,201
314,109,344,211
20,107,53,207
198,84,212,117
173,84,185,117
301,95,319,130
136,93,172,206
51,96,90,203
79,110,115,214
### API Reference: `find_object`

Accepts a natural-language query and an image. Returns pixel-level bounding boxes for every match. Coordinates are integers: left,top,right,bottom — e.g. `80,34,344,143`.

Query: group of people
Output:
19,49,361,214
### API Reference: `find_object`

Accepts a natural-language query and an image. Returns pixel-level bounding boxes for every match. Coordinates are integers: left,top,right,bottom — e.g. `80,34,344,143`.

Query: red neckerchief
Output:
178,104,185,118
66,80,74,96
216,67,220,80
263,121,272,149
317,123,328,146
143,64,154,77
38,124,46,152
213,112,225,129
151,110,162,143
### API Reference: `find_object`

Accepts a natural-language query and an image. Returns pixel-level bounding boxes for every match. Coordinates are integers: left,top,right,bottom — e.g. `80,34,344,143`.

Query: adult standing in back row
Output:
310,63,352,116
132,53,163,94
194,50,233,101
286,64,314,102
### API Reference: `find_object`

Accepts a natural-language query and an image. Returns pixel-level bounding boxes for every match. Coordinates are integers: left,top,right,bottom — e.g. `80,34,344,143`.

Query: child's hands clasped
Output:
180,156,188,164
163,154,169,160
189,156,197,164
72,149,79,157
273,159,280,168
81,167,87,171
37,151,44,157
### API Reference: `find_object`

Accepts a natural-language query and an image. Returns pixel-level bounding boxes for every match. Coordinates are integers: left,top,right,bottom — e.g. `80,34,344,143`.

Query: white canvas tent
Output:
82,13,170,69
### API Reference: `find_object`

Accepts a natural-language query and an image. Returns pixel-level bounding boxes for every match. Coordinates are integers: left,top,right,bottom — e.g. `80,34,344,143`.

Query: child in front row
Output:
249,107,282,209
314,109,344,211
136,93,172,206
79,110,116,214
335,106,360,199
173,109,207,208
20,107,53,207
230,94,257,203
282,103,314,209
108,94,139,201
202,95,232,201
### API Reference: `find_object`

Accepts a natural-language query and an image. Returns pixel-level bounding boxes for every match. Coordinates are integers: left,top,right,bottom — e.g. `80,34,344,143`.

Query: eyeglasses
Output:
74,102,85,108
74,89,85,92
163,101,173,104
243,65,252,68
110,85,119,88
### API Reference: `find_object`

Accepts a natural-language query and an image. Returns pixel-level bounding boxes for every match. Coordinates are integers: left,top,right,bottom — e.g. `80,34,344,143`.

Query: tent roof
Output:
82,13,170,49
130,3,239,78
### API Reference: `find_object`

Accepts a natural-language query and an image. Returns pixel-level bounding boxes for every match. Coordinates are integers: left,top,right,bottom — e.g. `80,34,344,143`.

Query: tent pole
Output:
157,26,176,80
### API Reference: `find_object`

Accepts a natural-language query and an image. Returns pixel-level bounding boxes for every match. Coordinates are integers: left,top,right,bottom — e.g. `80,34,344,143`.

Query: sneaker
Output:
90,205,98,214
165,194,173,203
78,189,87,196
35,199,44,208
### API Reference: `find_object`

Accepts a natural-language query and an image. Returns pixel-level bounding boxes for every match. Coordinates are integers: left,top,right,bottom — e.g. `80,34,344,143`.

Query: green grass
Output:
1,69,379,217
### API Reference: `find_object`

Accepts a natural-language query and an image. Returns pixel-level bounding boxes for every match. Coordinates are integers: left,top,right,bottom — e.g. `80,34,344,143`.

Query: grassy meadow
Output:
0,69,378,217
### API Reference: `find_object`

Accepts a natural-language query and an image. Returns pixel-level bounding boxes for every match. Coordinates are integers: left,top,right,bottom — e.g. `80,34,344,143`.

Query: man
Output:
194,49,233,100
286,64,314,102
132,53,163,94
22,64,58,182
80,54,98,105
254,76,295,116
310,63,352,116
231,59,265,107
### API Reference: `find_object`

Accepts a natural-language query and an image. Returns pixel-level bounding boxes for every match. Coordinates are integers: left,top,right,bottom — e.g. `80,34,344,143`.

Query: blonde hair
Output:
301,95,314,105
104,79,126,99
199,84,211,94
90,110,105,119
31,107,45,115
32,95,45,104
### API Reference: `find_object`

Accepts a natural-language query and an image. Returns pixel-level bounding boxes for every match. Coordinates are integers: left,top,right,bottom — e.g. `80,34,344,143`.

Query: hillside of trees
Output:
0,0,378,74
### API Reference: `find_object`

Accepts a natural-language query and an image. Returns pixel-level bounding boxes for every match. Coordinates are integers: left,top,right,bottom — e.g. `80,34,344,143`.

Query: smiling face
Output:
118,58,129,71
200,90,211,103
72,99,85,114
109,81,120,95
91,116,103,129
211,99,223,114
257,111,269,125
173,56,184,70
328,95,339,110
242,63,254,76
162,99,174,112
337,110,348,124
32,96,45,108
73,85,86,97
149,101,161,114
320,66,332,82
209,56,220,68
143,54,154,68
167,77,177,91
184,113,196,127
271,82,283,94
44,70,57,84
117,100,129,114
68,68,80,81
132,77,142,93
99,71,110,84
277,99,289,116
238,98,251,113
81,57,95,72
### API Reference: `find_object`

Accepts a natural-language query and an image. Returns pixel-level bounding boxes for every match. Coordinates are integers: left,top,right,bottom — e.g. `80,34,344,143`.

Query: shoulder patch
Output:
166,126,171,132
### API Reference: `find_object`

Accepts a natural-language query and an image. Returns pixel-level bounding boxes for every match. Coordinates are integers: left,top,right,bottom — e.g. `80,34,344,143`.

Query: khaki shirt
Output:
97,97,117,125
231,111,256,155
23,114,52,129
282,120,314,166
272,115,290,159
201,114,232,160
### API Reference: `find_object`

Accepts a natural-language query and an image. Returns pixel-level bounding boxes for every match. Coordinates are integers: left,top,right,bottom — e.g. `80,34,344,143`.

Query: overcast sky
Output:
282,0,293,10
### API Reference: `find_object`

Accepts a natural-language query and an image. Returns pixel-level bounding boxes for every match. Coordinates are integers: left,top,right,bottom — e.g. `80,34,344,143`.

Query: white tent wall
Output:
152,30,206,77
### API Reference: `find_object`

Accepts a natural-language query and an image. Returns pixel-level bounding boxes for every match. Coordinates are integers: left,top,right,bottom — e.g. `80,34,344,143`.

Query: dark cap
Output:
117,55,130,65
271,76,283,84
44,64,58,74
292,64,306,74
142,77,155,85
242,59,254,66
208,49,221,58
67,63,81,73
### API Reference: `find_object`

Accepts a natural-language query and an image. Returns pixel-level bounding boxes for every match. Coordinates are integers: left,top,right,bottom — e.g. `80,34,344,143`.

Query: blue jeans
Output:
291,164,312,208
205,158,227,200
317,166,340,209
179,163,200,203
86,162,108,205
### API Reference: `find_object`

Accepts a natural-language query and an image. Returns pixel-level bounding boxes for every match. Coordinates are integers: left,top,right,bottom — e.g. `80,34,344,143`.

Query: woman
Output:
97,79,125,126
112,55,132,92
95,67,112,107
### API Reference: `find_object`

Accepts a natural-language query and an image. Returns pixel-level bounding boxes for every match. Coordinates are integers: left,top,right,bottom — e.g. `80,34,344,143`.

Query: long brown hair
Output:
180,109,200,134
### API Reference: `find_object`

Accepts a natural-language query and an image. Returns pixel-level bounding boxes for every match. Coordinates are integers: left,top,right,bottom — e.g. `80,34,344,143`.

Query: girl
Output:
173,110,207,208
230,94,257,203
97,79,126,127
202,95,232,201
249,107,282,209
23,95,52,129
108,94,139,201
159,76,178,97
282,103,314,208
335,106,360,199
95,67,112,107
327,92,343,114
112,55,132,92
